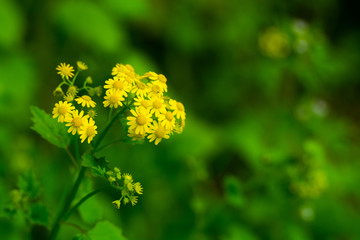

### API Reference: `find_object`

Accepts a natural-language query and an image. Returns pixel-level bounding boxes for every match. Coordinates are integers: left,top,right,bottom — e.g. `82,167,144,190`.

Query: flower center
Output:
158,74,167,83
136,115,147,125
137,82,146,90
113,80,124,90
165,112,174,121
176,102,185,112
109,95,119,104
72,117,82,128
86,126,95,136
153,100,162,109
58,105,68,115
141,100,150,108
82,95,91,101
61,68,71,75
155,127,166,138
152,85,161,93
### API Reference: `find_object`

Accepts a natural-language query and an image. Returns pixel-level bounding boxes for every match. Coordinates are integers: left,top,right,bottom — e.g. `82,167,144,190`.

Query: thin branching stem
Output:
64,147,78,168
63,186,110,221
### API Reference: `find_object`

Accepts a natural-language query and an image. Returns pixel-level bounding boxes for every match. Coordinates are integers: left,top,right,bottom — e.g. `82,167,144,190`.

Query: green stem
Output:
108,108,113,123
71,71,80,85
49,167,86,240
95,137,125,153
63,186,109,221
92,107,128,151
57,81,68,89
74,137,80,165
49,137,84,240
64,147,78,168
62,76,72,85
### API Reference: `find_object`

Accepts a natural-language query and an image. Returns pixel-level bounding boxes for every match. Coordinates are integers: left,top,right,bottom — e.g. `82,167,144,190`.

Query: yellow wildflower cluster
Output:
107,167,143,209
102,64,186,145
287,140,328,199
52,62,99,144
52,62,186,146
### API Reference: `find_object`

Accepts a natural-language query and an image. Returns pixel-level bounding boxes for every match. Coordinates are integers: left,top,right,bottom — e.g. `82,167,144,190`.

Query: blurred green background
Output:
1,0,360,239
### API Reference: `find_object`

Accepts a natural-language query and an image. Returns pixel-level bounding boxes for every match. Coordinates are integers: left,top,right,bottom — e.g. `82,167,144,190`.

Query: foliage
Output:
30,106,71,149
1,0,360,240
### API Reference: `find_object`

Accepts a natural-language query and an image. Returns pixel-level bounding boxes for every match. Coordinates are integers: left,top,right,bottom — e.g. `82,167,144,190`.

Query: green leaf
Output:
30,106,71,148
82,153,109,178
18,170,40,199
30,203,49,227
77,178,102,225
87,221,126,240
72,235,91,240
82,153,97,168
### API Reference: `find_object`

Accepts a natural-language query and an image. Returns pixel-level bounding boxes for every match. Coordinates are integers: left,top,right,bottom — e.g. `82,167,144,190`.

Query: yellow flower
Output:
149,96,166,117
145,71,158,80
111,63,136,84
158,111,175,131
112,200,121,209
123,173,133,185
67,86,78,96
114,167,121,179
131,80,148,97
111,63,127,76
75,95,96,108
134,182,143,195
53,87,64,97
108,176,116,183
77,61,88,71
127,182,134,191
130,196,138,206
65,110,88,135
123,197,130,205
145,71,168,92
147,121,170,145
125,64,134,72
87,109,97,119
56,63,74,80
174,118,185,134
127,128,146,141
85,76,93,84
52,101,75,122
104,77,131,97
127,107,153,135
134,96,151,111
103,89,124,108
147,82,163,98
64,93,75,102
79,118,98,143
169,99,186,120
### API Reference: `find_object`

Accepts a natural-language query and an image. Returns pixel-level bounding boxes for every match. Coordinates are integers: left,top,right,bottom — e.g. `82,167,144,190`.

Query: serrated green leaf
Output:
82,153,97,168
30,106,71,148
87,221,126,240
18,170,39,199
30,203,49,226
